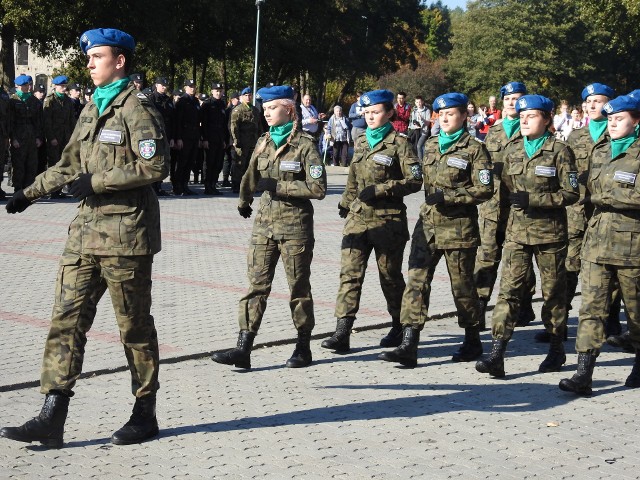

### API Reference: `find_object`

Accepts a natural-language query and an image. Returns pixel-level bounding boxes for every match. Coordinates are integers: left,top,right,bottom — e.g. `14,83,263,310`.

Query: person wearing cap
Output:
379,92,493,367
8,74,44,192
130,73,144,91
559,94,640,395
33,84,46,103
0,85,9,199
221,91,240,188
321,89,422,355
229,87,262,192
212,85,326,369
33,84,48,174
2,27,169,448
476,94,579,379
474,82,537,331
200,82,228,195
68,83,82,120
43,75,75,197
174,78,201,195
150,76,175,196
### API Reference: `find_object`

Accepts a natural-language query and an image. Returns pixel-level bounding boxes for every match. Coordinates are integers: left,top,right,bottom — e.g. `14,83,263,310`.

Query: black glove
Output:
256,177,278,192
68,173,94,199
6,190,31,214
579,195,591,206
358,185,377,203
509,191,529,209
238,205,253,218
424,189,444,205
338,204,349,218
577,171,589,186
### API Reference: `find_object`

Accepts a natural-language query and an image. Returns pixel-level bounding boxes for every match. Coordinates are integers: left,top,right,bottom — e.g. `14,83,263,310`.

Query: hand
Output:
238,205,252,218
176,139,184,150
202,140,209,149
358,185,377,203
256,177,278,192
169,139,175,149
338,204,349,218
509,191,529,209
234,146,243,157
6,190,31,214
577,171,589,185
579,196,591,206
424,189,444,205
50,138,59,147
68,173,95,200
11,139,20,148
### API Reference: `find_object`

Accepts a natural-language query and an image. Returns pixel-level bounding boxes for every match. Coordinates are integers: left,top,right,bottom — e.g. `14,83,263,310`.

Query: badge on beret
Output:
411,164,422,180
361,95,370,106
587,85,595,95
437,98,447,108
139,140,156,159
506,84,514,93
603,102,613,114
479,169,491,185
309,164,323,179
568,172,578,189
518,98,527,109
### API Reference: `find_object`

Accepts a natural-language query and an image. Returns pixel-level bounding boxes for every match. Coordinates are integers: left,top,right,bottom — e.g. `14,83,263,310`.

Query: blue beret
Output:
581,83,615,101
627,89,640,99
14,75,30,86
241,87,252,95
602,95,640,116
256,85,294,102
515,95,554,114
52,75,68,85
433,92,468,113
79,28,136,54
500,82,527,99
358,89,394,107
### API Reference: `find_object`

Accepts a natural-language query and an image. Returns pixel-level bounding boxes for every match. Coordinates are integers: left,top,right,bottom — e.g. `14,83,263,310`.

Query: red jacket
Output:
479,108,502,135
392,103,411,134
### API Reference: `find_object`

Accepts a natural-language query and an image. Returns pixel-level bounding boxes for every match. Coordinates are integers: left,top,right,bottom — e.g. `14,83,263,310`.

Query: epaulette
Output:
300,131,316,142
136,92,152,104
472,136,485,144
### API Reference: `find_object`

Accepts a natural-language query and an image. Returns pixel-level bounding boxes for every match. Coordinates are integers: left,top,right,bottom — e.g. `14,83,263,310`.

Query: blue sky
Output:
436,0,468,10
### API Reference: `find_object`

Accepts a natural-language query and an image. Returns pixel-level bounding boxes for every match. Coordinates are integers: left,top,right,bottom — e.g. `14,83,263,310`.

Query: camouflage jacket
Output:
43,93,75,146
230,103,262,148
340,130,422,240
502,135,579,245
24,87,169,256
9,93,43,141
481,121,522,224
419,131,493,249
239,130,326,240
582,139,640,266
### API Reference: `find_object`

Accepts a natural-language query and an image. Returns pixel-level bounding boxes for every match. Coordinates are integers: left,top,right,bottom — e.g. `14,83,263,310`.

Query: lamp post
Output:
252,0,266,106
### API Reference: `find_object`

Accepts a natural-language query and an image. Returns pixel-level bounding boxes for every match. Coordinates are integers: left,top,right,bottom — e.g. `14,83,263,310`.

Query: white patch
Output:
604,103,613,114
373,154,393,166
535,165,556,177
518,98,527,109
613,171,637,185
587,85,595,95
506,84,514,93
437,98,446,108
447,157,469,170
478,169,491,185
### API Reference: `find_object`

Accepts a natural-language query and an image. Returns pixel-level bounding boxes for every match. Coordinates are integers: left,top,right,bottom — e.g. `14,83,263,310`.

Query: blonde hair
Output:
255,98,299,156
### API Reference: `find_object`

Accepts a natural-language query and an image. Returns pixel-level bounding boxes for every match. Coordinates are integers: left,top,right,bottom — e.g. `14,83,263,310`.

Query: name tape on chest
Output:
279,160,302,173
373,154,394,167
613,170,637,185
447,157,469,170
535,165,556,177
98,129,123,144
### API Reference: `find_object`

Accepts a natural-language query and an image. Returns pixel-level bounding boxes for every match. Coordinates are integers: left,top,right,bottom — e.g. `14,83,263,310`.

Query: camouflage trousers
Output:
566,227,584,274
334,230,406,321
238,235,315,333
474,217,536,301
10,140,38,190
41,251,159,398
400,227,480,330
491,241,567,341
575,261,640,352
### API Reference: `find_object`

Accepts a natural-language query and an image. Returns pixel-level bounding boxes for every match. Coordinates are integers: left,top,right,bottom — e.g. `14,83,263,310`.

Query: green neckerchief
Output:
366,122,392,149
611,125,639,159
588,117,608,143
92,78,130,115
54,91,66,99
524,131,551,158
16,90,32,101
270,121,293,148
438,127,465,154
502,117,520,140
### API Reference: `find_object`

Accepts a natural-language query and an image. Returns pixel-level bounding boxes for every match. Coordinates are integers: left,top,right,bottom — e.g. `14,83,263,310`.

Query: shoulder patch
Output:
309,164,323,179
410,164,422,180
139,139,157,159
568,171,578,189
478,169,491,185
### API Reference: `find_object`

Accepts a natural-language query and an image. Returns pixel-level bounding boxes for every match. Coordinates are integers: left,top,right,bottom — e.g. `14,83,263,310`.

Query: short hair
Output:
415,95,423,101
397,91,406,97
110,46,134,75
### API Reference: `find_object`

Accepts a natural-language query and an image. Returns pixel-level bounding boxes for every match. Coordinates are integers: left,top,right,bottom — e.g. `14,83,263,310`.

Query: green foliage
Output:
378,57,448,103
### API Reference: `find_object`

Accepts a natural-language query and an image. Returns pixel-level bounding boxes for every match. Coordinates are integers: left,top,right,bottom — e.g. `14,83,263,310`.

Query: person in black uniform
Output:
150,76,175,196
221,92,240,188
68,83,82,121
201,82,228,195
174,78,200,195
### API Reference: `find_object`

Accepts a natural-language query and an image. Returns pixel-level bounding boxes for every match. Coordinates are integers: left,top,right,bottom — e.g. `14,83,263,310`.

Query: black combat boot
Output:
0,392,70,448
534,320,568,343
321,317,355,352
515,296,536,327
559,350,599,395
378,326,420,368
111,395,159,445
538,332,566,372
605,295,622,337
475,338,508,378
606,330,634,353
379,317,403,348
478,297,489,331
625,350,640,388
451,327,483,362
211,331,256,369
286,330,313,368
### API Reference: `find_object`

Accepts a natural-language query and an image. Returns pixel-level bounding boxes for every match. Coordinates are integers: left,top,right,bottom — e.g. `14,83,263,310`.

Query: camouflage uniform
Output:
575,139,640,352
336,131,422,322
230,102,262,191
9,92,43,189
491,135,579,341
22,86,169,397
43,93,75,168
237,129,326,333
401,131,493,329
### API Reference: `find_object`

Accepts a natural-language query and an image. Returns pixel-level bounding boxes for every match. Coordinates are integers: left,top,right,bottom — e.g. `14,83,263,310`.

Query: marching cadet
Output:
1,28,169,447
212,85,326,369
559,94,640,395
476,95,578,378
201,82,228,195
174,78,200,195
379,92,493,368
229,87,262,193
322,89,422,354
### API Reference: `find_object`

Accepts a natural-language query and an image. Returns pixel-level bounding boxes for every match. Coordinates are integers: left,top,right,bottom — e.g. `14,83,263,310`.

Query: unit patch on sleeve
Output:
309,164,324,179
139,139,157,159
